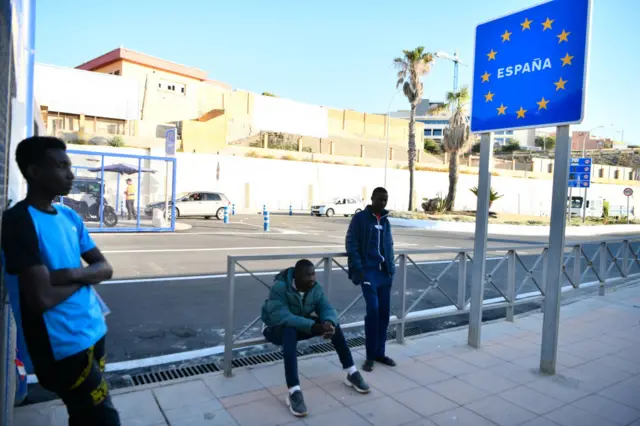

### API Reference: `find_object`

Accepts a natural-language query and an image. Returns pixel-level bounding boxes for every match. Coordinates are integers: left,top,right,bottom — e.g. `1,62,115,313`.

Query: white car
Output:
145,191,231,220
311,198,364,217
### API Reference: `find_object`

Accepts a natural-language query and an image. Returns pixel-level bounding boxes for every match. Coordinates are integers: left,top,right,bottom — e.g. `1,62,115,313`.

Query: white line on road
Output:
102,242,418,255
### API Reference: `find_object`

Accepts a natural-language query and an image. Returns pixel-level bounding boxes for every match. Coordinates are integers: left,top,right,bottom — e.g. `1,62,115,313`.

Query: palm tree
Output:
438,87,472,211
394,47,435,211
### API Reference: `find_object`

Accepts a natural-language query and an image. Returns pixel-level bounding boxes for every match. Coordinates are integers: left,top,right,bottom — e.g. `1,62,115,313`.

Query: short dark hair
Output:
295,259,314,273
372,187,388,197
15,136,66,178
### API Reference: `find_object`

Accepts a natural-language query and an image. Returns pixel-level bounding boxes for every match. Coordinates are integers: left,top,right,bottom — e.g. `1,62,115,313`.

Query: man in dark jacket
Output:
346,187,396,372
261,259,370,418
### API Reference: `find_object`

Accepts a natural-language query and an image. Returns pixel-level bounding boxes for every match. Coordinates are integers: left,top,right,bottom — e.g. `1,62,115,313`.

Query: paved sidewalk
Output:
14,284,640,426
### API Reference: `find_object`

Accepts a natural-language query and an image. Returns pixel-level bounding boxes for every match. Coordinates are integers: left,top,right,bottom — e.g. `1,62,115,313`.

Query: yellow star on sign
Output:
537,97,549,110
521,18,533,31
497,103,508,116
557,29,571,43
561,53,574,67
516,106,527,119
484,91,494,102
542,17,554,31
481,71,491,83
554,77,568,91
501,30,512,42
487,49,497,61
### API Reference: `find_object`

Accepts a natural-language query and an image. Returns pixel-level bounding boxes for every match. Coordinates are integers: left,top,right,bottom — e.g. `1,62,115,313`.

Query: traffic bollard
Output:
263,204,266,215
224,206,229,224
264,211,270,232
232,204,235,215
289,205,293,216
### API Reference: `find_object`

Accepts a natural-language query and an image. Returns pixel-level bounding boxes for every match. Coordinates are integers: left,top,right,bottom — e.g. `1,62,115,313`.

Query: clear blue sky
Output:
36,0,636,144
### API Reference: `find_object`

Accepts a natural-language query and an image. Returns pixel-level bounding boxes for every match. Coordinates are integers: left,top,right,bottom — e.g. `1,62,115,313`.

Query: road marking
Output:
102,242,417,255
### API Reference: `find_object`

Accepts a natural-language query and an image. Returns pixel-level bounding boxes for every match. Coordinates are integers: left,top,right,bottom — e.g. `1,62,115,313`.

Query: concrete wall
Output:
253,94,328,139
181,112,227,154
327,108,423,145
61,147,640,217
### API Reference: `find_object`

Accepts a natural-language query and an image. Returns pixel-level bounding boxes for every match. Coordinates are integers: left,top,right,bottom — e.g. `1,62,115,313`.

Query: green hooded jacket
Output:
261,267,338,334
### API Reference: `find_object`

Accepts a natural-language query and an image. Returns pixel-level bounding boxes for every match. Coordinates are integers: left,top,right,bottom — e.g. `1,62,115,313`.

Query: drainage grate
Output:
232,349,304,368
130,362,220,386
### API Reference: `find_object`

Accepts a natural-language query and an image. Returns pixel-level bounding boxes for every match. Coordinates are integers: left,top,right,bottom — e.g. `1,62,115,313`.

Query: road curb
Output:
389,217,640,237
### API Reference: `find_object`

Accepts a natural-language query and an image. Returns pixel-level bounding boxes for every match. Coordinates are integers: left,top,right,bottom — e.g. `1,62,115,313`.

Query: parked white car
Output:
145,191,231,220
311,198,364,217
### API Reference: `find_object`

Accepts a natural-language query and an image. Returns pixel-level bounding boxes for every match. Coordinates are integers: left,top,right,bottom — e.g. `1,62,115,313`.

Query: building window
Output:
158,80,186,95
599,168,604,178
629,171,634,180
433,129,443,137
495,131,505,135
495,137,504,144
424,129,432,136
505,130,514,135
614,170,620,179
114,70,120,76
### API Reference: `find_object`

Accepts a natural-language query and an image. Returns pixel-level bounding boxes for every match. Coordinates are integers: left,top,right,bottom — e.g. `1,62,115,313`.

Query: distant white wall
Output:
252,95,328,139
35,63,140,120
63,147,640,217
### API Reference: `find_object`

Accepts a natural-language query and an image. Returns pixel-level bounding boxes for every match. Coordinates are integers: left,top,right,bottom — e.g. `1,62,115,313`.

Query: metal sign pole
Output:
540,125,571,375
567,187,572,222
627,197,630,224
582,187,588,222
468,132,492,348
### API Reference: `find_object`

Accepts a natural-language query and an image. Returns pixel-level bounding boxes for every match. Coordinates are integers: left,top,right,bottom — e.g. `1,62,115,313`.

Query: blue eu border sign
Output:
568,158,591,188
470,0,592,133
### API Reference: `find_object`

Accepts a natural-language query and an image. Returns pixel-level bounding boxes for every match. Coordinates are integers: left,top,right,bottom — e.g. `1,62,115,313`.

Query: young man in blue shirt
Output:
2,136,120,425
346,187,396,372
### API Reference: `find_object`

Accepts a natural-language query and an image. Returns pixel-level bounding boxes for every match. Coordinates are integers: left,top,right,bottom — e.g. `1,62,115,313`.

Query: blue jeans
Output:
263,322,354,388
361,268,392,360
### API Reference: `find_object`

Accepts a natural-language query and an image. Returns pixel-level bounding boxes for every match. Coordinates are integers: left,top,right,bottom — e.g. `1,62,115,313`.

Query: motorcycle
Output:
58,194,118,227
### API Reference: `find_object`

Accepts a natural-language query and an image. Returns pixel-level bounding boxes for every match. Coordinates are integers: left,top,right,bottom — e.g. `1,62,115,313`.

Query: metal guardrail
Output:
223,238,640,376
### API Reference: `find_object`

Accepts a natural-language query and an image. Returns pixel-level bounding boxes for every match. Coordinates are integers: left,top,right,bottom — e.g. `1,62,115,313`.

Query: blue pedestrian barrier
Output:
224,206,229,224
263,205,266,215
289,205,293,216
232,204,236,215
264,211,270,232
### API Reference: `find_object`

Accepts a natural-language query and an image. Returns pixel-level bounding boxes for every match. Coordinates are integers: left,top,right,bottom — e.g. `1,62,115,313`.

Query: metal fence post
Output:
622,240,629,277
599,242,607,296
396,254,407,344
572,245,581,288
223,257,236,377
457,252,467,310
323,257,332,300
506,250,516,322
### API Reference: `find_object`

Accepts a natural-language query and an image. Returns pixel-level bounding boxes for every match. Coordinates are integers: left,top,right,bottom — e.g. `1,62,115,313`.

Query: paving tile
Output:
298,356,342,379
485,362,542,385
428,378,489,405
572,394,640,425
544,405,618,426
429,406,498,426
526,375,590,403
414,351,448,364
317,377,383,406
302,406,371,426
562,361,631,392
267,376,316,397
498,386,565,415
112,390,166,425
390,387,458,417
395,359,452,386
220,389,272,408
518,418,560,426
204,371,264,398
480,343,534,362
288,387,344,417
164,403,236,425
226,394,295,426
351,395,421,426
360,366,421,394
453,351,504,369
401,419,438,426
154,380,221,412
457,370,519,394
465,395,537,426
428,357,478,377
598,377,640,409
555,351,588,368
250,363,292,388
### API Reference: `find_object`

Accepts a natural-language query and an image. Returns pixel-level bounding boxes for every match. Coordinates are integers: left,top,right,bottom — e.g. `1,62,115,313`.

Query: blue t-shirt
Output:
2,201,107,364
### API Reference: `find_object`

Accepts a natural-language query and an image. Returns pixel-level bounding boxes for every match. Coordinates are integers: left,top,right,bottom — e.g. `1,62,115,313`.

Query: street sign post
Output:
568,158,592,223
470,0,592,375
164,129,177,221
624,188,633,224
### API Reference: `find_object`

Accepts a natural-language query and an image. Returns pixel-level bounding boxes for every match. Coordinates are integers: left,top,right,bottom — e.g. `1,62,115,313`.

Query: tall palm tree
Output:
394,47,435,211
439,87,471,211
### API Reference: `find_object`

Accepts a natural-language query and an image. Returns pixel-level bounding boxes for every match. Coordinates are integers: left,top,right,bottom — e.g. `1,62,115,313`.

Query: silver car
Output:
145,191,231,220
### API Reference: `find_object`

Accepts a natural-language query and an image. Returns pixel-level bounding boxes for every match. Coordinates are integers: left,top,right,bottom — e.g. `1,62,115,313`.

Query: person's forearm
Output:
50,262,113,286
39,283,83,312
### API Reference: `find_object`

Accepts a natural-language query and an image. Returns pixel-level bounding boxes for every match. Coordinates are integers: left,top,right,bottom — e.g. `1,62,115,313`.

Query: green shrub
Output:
108,136,124,147
424,138,441,154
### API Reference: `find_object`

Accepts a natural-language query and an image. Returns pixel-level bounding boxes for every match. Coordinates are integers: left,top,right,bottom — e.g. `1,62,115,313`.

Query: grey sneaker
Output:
345,371,371,394
286,390,308,417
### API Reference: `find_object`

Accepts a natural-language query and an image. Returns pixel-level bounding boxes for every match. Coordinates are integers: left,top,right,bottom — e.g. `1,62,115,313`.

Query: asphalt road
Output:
80,214,637,365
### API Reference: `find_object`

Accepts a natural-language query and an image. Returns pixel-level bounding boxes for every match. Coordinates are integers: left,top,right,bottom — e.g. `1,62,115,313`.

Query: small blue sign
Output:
470,0,592,133
165,128,177,156
568,157,591,188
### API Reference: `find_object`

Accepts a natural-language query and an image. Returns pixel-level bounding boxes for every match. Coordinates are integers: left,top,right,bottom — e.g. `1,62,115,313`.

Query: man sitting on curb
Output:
261,259,370,417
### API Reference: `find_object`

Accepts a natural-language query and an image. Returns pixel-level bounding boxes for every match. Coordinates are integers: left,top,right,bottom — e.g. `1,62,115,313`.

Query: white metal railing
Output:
222,238,640,376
